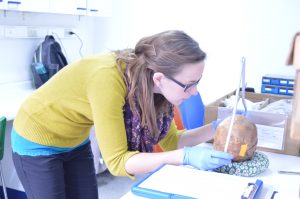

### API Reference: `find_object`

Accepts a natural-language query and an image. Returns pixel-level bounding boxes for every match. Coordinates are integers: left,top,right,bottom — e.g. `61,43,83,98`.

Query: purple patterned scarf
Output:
123,94,174,152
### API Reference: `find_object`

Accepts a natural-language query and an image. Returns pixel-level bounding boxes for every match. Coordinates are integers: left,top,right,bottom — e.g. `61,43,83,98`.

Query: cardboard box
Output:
293,35,300,69
287,32,300,69
290,70,300,141
204,91,300,156
286,32,300,141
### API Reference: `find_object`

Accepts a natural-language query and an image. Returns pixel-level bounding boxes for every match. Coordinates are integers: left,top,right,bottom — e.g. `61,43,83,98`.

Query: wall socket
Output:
4,26,27,38
64,28,73,38
48,27,76,38
0,25,76,39
27,27,48,38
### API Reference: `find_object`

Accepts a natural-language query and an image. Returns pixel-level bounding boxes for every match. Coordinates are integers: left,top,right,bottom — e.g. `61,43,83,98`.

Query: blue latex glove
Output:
236,110,249,117
212,119,223,130
183,146,233,170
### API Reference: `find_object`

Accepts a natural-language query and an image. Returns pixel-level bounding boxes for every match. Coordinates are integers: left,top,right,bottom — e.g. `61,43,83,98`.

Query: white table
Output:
121,151,300,199
0,81,35,121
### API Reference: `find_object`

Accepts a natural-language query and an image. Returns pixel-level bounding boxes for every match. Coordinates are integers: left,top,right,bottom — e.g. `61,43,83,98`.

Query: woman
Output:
11,30,232,199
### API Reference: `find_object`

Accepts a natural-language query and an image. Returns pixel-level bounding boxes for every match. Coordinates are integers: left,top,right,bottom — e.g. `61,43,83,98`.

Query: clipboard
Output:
131,164,263,199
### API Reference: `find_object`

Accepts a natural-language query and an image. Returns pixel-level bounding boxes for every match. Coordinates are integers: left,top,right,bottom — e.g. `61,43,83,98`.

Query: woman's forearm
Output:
124,123,215,176
125,149,184,175
177,123,215,148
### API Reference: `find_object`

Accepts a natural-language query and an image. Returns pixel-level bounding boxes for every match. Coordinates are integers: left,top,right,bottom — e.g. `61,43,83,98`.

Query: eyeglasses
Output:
165,75,201,92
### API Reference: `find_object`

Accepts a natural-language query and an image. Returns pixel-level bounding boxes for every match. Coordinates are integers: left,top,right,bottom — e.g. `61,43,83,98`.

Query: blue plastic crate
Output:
287,79,295,87
262,85,294,96
261,77,271,84
270,78,280,85
278,87,288,95
261,85,279,94
286,87,294,96
278,86,294,96
262,75,295,87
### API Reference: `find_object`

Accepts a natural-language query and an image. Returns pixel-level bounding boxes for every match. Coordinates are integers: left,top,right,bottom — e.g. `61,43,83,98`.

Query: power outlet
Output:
27,27,48,38
64,28,73,38
64,28,78,38
27,28,38,37
1,26,77,39
5,26,27,38
49,28,77,38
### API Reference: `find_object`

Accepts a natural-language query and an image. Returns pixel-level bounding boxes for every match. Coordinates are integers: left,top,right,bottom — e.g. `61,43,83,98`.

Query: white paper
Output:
138,165,253,198
256,124,285,150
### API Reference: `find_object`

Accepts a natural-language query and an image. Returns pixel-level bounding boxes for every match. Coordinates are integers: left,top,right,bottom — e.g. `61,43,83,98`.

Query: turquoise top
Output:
11,128,89,156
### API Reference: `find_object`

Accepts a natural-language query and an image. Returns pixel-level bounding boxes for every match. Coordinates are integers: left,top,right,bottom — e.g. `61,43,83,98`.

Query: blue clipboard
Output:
241,179,264,199
131,165,195,199
131,164,263,199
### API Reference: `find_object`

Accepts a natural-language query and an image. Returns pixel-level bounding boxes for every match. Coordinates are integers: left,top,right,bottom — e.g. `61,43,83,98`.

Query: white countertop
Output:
0,81,35,121
121,150,300,199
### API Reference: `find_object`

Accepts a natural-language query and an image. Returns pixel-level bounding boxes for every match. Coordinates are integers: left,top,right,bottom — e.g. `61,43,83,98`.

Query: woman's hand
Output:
183,146,233,170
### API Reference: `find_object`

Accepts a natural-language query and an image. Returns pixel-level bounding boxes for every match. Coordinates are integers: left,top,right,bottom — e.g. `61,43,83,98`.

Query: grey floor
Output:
97,169,145,199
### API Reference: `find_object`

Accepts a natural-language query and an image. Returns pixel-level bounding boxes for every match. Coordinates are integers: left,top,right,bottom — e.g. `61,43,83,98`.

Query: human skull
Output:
213,115,257,162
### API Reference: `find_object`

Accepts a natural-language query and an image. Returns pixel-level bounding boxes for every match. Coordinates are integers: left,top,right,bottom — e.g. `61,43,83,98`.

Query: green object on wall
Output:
0,116,6,160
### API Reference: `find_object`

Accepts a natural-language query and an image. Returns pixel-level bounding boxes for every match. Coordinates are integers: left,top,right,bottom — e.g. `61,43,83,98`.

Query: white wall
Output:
93,0,131,52
93,0,300,104
242,0,299,94
1,1,299,102
0,10,97,84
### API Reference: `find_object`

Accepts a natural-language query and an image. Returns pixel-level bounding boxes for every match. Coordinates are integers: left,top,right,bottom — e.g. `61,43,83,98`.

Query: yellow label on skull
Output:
239,144,248,157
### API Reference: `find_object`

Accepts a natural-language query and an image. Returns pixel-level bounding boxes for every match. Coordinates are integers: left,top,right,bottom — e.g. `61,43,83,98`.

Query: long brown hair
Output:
115,30,206,137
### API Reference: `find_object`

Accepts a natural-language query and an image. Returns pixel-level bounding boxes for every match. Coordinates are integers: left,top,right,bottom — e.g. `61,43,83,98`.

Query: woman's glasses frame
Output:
165,75,201,92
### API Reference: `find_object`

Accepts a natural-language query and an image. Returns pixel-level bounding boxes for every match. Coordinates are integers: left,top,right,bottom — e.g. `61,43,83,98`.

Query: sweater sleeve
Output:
159,120,185,151
86,67,139,178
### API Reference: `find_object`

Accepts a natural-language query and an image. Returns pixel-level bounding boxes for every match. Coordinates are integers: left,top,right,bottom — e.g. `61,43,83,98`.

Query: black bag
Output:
31,35,68,88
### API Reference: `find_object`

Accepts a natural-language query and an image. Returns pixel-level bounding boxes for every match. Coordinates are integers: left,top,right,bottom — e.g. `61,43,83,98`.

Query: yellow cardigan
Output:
14,53,183,177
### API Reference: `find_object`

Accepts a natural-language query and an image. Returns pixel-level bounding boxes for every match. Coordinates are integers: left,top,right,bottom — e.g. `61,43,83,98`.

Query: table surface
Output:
0,81,35,121
121,150,300,199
